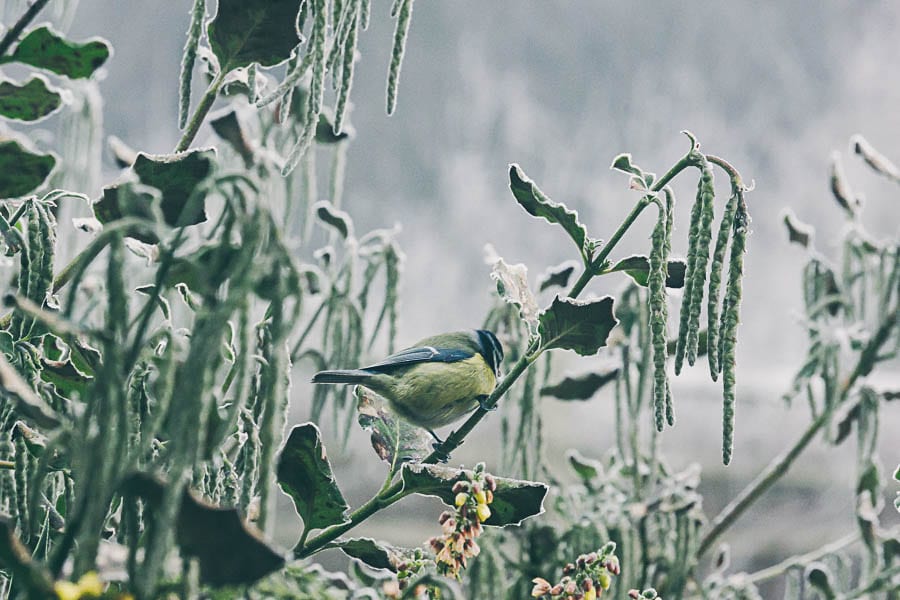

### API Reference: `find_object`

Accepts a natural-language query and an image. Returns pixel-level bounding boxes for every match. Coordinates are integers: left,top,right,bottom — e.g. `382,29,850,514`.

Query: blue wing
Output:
362,346,474,373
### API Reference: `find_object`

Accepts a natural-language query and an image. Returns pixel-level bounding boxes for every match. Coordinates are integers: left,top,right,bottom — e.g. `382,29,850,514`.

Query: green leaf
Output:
164,243,243,297
6,26,110,79
509,164,589,260
356,387,431,465
805,563,836,600
333,537,414,572
540,367,619,400
208,0,303,70
608,255,687,288
122,472,286,587
400,463,548,527
538,295,618,356
132,149,215,228
0,331,14,358
0,352,60,429
210,108,255,167
40,356,93,399
0,139,55,198
610,153,655,188
314,200,353,239
782,209,813,248
566,449,604,483
537,261,577,292
93,181,163,243
0,76,62,121
277,423,350,533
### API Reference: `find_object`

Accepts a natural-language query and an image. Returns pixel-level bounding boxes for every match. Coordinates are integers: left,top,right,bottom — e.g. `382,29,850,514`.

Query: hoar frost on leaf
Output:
484,244,539,330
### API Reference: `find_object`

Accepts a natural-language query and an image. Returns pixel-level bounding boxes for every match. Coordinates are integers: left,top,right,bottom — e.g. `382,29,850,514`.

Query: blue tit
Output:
311,329,504,440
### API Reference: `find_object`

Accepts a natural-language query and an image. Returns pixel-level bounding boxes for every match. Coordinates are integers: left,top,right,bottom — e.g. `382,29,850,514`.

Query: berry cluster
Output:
531,543,620,599
428,462,496,579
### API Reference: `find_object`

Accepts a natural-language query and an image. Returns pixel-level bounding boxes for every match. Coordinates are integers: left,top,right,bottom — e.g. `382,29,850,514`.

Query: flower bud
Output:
585,552,598,565
438,511,453,524
531,577,552,597
454,492,469,507
476,503,492,523
628,590,640,599
582,579,593,591
605,556,620,575
474,462,486,473
452,481,469,494
484,474,497,491
563,563,576,575
550,585,564,596
576,555,586,568
565,580,577,594
486,489,494,504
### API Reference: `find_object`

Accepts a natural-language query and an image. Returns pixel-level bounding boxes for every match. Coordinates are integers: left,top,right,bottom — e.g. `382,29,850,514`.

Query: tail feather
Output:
311,369,371,384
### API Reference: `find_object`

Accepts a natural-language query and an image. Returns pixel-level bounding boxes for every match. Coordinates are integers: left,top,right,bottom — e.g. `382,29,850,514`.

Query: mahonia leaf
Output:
332,537,415,572
538,296,618,356
508,164,590,260
277,423,350,533
356,387,431,465
537,261,577,292
4,26,110,79
400,463,548,527
132,149,215,228
540,367,619,400
314,200,353,239
122,473,285,587
782,209,813,248
208,0,303,70
0,76,62,121
0,139,55,198
608,255,687,288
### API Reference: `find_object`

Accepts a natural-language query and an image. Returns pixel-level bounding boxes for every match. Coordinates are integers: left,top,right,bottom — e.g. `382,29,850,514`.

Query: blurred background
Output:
24,0,900,591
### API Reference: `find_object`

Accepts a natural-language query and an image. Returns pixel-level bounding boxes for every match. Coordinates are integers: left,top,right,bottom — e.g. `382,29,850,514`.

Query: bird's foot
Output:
428,430,451,463
477,395,496,412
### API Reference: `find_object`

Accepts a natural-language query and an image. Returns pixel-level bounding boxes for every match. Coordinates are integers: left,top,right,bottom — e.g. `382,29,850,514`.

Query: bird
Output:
311,329,504,442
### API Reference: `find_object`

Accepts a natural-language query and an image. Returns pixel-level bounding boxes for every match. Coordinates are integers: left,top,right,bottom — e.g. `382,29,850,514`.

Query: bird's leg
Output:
428,429,450,463
476,395,496,412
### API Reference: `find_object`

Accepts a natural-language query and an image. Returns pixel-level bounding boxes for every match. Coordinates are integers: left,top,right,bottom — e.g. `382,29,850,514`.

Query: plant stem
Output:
0,459,14,470
698,308,897,557
745,532,859,584
0,0,51,57
175,71,225,153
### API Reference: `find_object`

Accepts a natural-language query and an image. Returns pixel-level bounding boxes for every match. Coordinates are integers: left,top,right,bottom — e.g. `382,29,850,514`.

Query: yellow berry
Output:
474,490,487,504
77,572,104,597
454,492,468,507
597,571,611,590
54,581,80,600
476,503,491,522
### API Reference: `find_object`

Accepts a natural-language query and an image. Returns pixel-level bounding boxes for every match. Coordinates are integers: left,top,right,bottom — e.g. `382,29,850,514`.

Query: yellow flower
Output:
454,492,468,507
476,503,491,523
54,571,105,600
597,571,611,590
474,489,487,505
54,581,81,600
584,587,597,600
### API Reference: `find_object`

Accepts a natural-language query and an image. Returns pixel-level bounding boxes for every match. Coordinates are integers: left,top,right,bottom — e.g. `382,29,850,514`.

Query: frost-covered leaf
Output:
356,387,431,465
210,107,255,167
107,135,137,168
805,563,836,600
122,472,285,587
277,423,350,533
538,296,618,356
93,182,163,243
540,367,619,400
508,164,590,260
538,261,577,292
333,538,414,572
4,26,110,78
485,244,539,328
0,139,55,198
314,200,353,239
208,0,303,70
610,153,655,188
852,134,900,183
608,255,686,288
829,152,860,218
400,463,548,527
132,149,215,228
0,76,62,121
0,352,60,429
566,449,604,483
40,356,92,398
782,209,813,248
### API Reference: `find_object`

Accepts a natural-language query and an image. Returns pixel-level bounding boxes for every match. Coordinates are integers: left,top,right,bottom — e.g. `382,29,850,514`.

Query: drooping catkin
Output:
706,189,739,379
648,202,669,432
664,378,674,426
360,0,371,29
386,0,414,115
178,0,206,129
674,181,704,374
334,1,359,135
686,162,715,366
282,0,327,176
721,192,749,465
